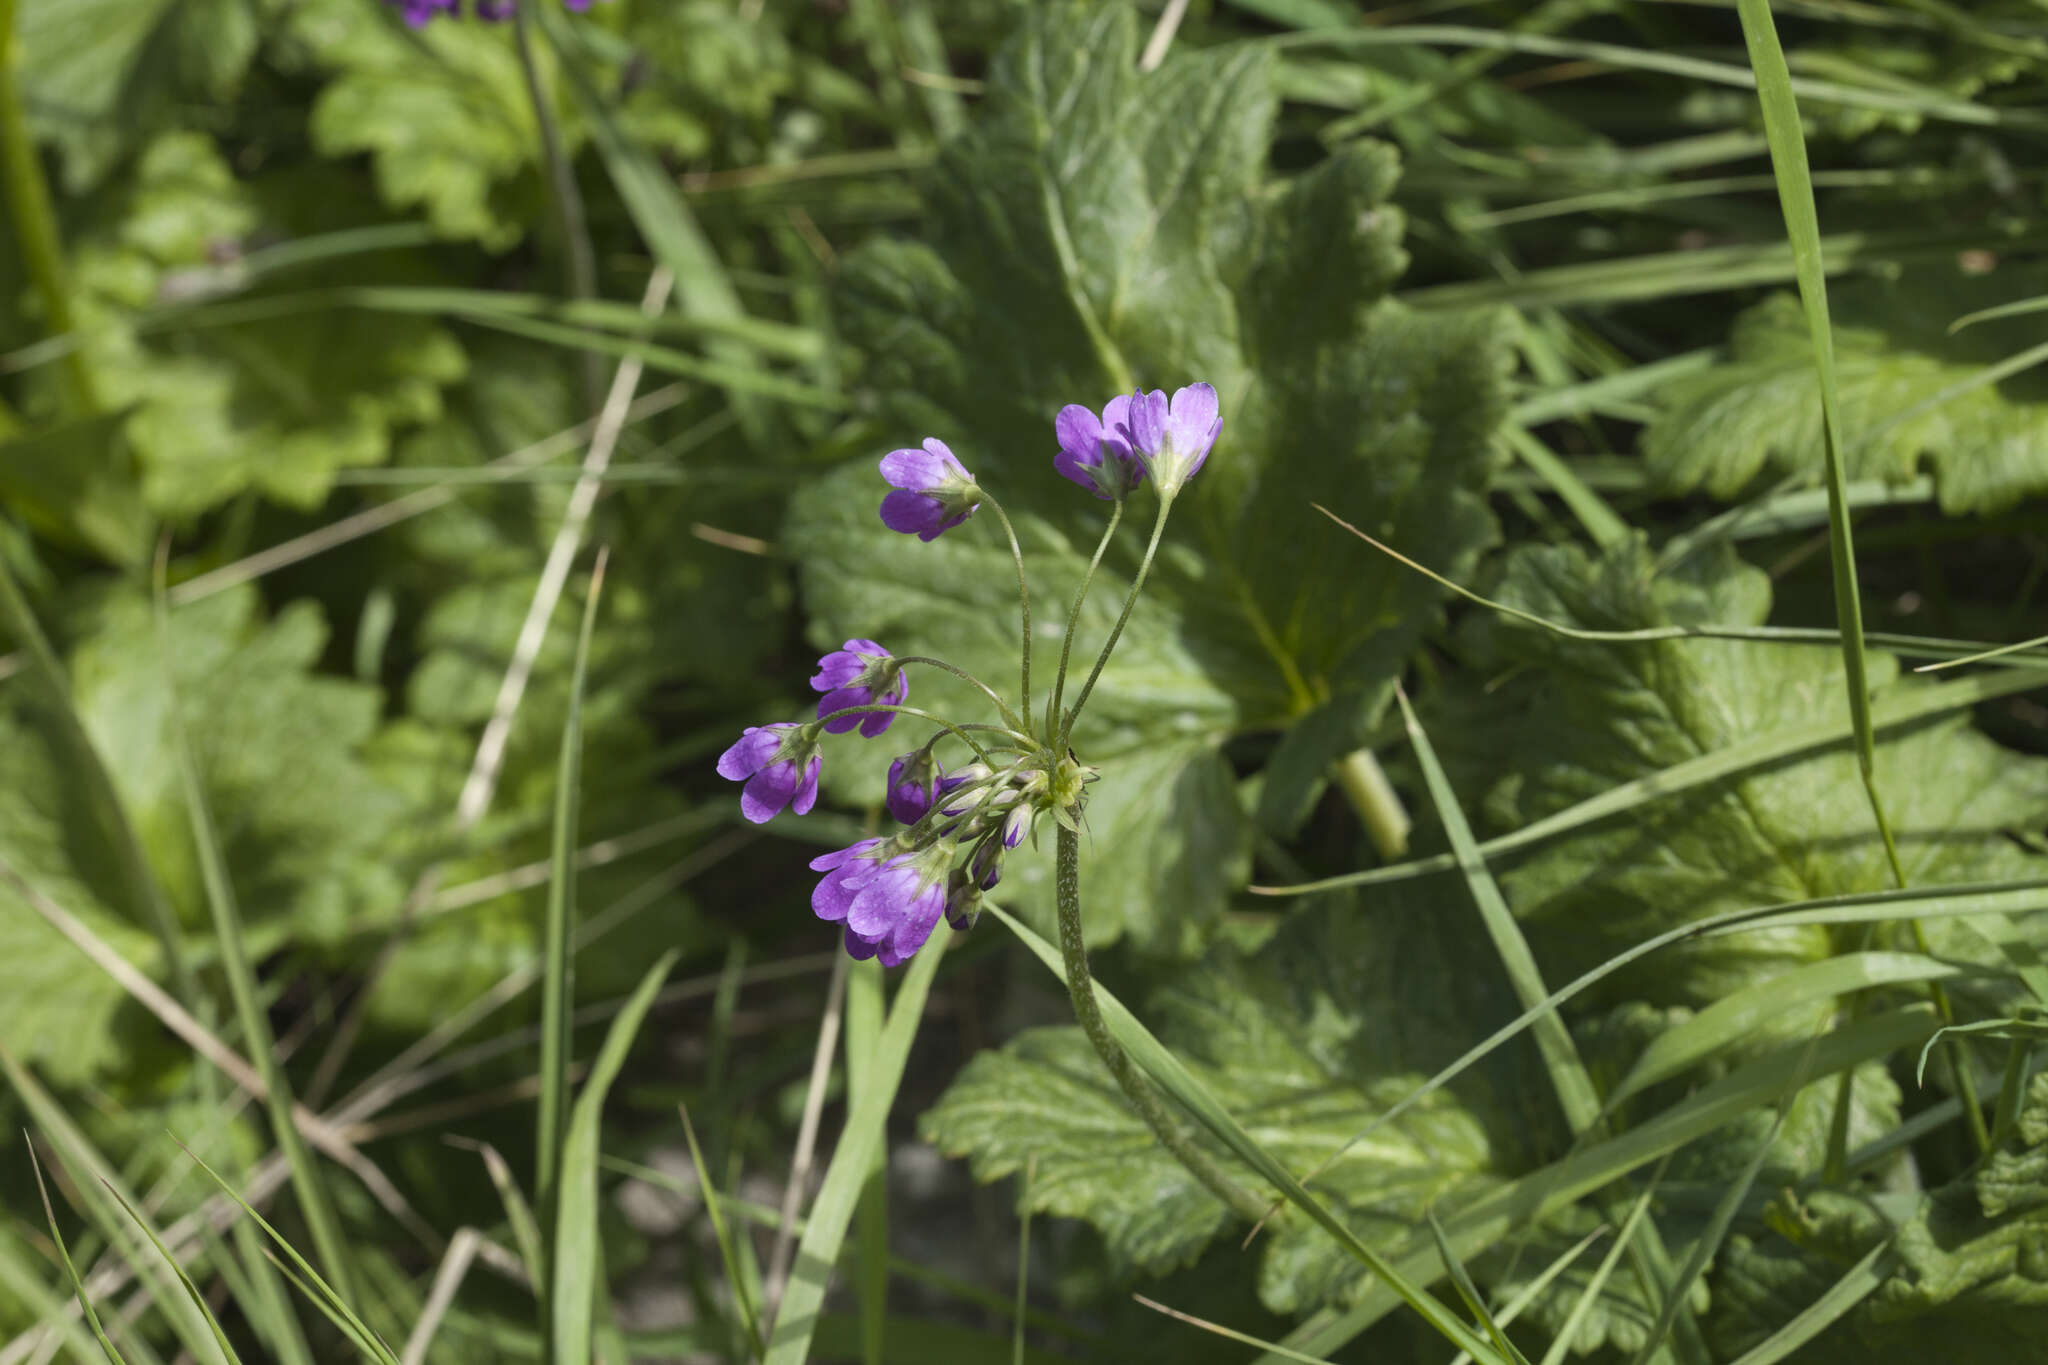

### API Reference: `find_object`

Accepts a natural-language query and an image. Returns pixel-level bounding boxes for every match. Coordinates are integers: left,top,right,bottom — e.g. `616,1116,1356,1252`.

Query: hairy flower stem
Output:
894,654,1027,735
1055,824,1265,1222
1046,498,1125,742
977,491,1035,733
1058,497,1173,751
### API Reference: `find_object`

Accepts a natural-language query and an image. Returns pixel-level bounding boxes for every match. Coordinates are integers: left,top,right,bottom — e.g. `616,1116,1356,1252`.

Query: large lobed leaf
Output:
58,132,468,519
790,1,1511,953
921,897,1524,1310
1450,538,2048,1016
1645,267,2048,513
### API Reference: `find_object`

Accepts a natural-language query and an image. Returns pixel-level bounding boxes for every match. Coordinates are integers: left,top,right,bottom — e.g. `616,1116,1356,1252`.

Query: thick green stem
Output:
1331,747,1411,860
1058,496,1174,751
0,0,95,412
1054,824,1264,1221
1046,499,1124,741
977,491,1035,735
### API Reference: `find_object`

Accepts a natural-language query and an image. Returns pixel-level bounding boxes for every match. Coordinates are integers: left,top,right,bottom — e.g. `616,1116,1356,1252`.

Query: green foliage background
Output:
3,1,2048,1362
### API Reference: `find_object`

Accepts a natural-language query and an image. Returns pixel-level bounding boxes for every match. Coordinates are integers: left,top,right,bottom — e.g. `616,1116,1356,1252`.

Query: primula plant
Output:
719,383,1254,1195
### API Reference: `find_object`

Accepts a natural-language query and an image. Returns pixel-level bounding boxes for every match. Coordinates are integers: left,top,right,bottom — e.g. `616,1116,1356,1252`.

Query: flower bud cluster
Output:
714,379,1216,966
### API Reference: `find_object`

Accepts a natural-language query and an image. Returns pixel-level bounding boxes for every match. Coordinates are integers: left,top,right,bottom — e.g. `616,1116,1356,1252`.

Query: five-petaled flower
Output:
1053,394,1145,500
1127,383,1221,497
716,723,823,824
879,439,980,541
811,839,950,967
811,639,908,737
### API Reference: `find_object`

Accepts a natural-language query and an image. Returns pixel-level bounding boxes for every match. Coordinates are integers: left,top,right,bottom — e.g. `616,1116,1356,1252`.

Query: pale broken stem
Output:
1332,747,1411,860
307,267,676,1106
763,954,850,1317
1138,0,1192,71
401,1228,483,1365
2,857,437,1250
1054,826,1265,1222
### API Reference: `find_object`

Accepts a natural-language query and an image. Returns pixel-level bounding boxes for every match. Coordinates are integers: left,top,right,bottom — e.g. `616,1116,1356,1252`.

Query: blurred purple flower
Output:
810,639,907,737
1053,394,1144,500
715,723,821,823
879,438,979,541
1127,383,1221,497
811,840,948,967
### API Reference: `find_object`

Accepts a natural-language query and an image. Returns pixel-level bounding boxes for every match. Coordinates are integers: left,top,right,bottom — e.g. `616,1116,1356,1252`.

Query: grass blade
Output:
1723,1243,1894,1365
25,1143,127,1365
844,957,890,1365
153,579,356,1304
539,551,610,1236
174,1145,400,1365
3,1054,227,1364
1534,1163,1666,1365
1610,953,1966,1105
1428,1209,1531,1365
763,941,945,1365
678,1102,764,1359
551,951,679,1365
1397,688,1704,1364
1733,0,1986,1160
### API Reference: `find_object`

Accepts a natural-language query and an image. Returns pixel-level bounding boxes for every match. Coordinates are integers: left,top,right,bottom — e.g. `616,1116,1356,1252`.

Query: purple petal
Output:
715,726,780,780
919,438,966,479
816,685,870,734
857,706,896,739
810,652,864,691
842,926,882,960
1101,393,1135,445
1055,405,1104,466
1166,383,1219,451
879,447,951,492
791,755,821,815
844,873,902,938
1127,389,1168,454
739,762,797,823
810,837,883,873
880,489,943,536
876,885,947,966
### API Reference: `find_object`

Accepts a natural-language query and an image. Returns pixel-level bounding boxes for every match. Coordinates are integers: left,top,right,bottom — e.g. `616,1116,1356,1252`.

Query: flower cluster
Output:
716,381,1218,966
387,0,601,25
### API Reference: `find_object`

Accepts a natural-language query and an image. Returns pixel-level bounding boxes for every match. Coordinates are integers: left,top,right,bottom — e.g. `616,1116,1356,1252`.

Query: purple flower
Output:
879,438,979,541
715,723,822,824
474,0,514,16
886,749,970,825
1127,383,1221,497
1054,395,1144,500
811,838,886,923
390,0,457,24
812,840,948,967
811,639,907,737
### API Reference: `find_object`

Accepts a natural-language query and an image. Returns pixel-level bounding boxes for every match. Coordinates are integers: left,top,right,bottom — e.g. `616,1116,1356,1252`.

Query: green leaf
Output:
16,0,269,190
793,0,1511,950
921,899,1520,1312
62,132,468,518
71,586,405,946
1448,538,2048,1014
1645,267,2048,513
1709,1075,2048,1361
289,0,550,247
0,413,153,567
